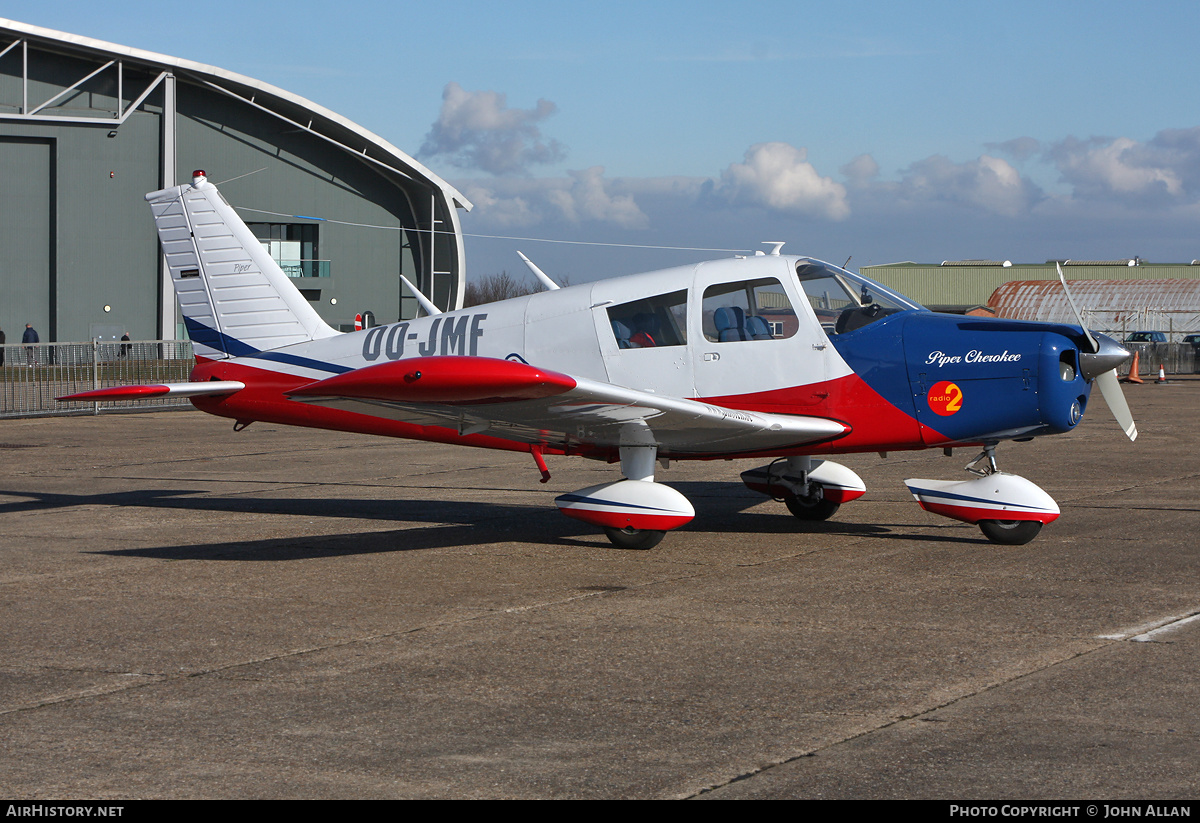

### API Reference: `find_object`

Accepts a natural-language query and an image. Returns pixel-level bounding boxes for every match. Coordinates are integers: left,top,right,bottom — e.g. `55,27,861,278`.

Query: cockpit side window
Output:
606,289,688,349
701,278,797,343
795,260,921,335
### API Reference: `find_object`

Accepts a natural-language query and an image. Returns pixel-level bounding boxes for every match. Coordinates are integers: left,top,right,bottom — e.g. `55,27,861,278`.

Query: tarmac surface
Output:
0,380,1196,799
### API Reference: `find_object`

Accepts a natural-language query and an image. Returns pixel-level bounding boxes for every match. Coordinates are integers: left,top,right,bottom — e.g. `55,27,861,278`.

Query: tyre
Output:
979,519,1042,545
603,527,666,550
784,487,840,521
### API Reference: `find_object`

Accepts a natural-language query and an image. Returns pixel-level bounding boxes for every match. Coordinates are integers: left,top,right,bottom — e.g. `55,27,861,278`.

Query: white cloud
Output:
840,153,880,188
420,82,565,175
457,130,1200,282
1050,135,1185,199
460,167,647,230
459,185,539,228
987,137,1042,163
711,142,851,219
894,154,1037,216
546,167,648,228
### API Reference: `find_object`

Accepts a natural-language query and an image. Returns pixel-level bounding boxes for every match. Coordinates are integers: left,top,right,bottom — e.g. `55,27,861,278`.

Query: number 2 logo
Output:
927,381,963,416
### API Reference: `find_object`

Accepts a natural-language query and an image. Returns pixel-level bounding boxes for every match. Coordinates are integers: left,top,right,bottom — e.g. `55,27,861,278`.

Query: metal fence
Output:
0,340,195,419
1118,342,1196,377
0,335,1193,421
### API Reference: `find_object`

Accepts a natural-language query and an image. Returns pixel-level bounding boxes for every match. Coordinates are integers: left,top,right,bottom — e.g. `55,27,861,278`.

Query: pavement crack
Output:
682,636,1126,799
3,577,707,714
0,672,168,716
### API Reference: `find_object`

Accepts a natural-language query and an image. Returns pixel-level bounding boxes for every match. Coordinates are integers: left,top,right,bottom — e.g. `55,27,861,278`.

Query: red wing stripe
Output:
288,356,577,405
58,385,171,400
57,381,245,401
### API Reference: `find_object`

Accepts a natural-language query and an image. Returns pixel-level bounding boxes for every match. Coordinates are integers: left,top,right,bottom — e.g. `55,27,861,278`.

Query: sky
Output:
6,1,1200,284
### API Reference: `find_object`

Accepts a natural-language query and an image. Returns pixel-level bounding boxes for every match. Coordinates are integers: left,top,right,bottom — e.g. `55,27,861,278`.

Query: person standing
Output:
0,326,6,367
22,323,38,367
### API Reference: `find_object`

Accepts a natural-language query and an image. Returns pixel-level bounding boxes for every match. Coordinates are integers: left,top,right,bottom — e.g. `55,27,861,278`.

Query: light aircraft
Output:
62,171,1137,549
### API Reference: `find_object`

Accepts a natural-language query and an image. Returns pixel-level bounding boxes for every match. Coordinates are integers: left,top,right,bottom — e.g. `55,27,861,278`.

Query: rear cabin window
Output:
607,289,688,349
701,278,798,343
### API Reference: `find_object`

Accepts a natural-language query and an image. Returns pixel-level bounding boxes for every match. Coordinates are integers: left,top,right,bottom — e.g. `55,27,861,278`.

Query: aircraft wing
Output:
287,356,849,457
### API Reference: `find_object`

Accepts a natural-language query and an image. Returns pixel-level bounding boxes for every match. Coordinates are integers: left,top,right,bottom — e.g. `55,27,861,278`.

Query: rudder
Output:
146,170,338,359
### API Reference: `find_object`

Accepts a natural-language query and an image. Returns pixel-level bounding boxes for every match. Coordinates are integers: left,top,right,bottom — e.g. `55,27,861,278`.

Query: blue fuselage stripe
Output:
184,318,349,374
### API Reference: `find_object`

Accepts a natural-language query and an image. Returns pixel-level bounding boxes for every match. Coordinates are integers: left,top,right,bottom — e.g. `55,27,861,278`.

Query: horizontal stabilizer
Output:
57,381,246,402
288,356,577,405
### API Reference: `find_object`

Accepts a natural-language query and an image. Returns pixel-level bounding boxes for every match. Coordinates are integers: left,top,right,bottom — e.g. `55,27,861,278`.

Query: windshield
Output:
794,259,924,334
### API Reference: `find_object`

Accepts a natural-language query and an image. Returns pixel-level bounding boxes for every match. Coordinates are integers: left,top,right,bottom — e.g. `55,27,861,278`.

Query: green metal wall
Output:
0,137,53,344
0,116,162,343
861,262,1200,310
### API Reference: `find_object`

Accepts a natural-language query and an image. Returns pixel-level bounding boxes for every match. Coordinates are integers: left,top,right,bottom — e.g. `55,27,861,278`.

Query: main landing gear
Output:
905,444,1060,545
785,494,840,522
554,429,694,549
740,456,867,522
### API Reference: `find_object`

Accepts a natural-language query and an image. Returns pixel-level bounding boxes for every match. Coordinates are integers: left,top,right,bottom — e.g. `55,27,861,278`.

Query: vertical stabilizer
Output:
146,170,338,359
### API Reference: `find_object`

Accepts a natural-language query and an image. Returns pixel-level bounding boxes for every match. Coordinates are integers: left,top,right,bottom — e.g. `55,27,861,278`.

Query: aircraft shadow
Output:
0,486,521,523
0,480,984,561
104,517,597,561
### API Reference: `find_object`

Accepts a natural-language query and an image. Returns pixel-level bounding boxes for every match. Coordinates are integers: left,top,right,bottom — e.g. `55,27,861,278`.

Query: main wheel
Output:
603,527,666,550
784,486,840,521
979,519,1042,545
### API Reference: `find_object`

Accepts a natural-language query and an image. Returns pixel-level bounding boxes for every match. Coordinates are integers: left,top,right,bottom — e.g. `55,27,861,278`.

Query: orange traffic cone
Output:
1124,351,1144,384
1156,363,1168,384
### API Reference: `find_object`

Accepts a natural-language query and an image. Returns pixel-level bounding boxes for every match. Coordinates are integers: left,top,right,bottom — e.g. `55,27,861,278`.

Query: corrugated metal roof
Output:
988,279,1200,335
862,262,1200,310
1061,259,1138,266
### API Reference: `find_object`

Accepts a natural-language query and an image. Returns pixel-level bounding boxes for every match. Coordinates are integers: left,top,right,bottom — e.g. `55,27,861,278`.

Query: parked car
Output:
1125,331,1168,343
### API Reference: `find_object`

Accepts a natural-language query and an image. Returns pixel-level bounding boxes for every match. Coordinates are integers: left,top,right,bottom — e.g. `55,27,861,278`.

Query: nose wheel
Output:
967,446,1045,544
906,444,1060,545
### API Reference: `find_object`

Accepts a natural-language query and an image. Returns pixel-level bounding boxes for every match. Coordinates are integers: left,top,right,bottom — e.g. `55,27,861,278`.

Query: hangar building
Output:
0,18,471,344
861,259,1200,316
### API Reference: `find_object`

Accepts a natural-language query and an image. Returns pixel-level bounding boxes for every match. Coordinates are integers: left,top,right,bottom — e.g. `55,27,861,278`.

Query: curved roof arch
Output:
0,17,470,210
0,17,469,315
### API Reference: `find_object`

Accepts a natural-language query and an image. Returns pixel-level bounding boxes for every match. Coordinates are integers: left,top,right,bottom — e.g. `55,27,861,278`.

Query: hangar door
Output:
0,138,53,339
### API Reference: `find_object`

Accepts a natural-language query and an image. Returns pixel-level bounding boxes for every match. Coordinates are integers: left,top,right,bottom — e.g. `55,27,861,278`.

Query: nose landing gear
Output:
906,444,1060,545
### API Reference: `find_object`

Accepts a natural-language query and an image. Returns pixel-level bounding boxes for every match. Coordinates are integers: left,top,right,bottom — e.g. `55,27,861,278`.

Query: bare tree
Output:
463,271,573,307
463,271,540,306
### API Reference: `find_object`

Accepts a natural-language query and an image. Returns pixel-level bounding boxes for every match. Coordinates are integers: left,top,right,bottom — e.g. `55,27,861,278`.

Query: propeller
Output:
1057,264,1138,441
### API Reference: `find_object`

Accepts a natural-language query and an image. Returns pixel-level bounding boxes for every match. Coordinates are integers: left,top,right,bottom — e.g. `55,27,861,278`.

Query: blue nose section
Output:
831,312,1094,445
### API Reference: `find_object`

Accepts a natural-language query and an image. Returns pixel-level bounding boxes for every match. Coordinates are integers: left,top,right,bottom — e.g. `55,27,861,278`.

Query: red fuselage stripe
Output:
189,359,944,460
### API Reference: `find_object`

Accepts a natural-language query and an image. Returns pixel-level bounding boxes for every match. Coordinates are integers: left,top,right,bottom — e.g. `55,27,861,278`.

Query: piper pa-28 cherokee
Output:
62,171,1138,549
